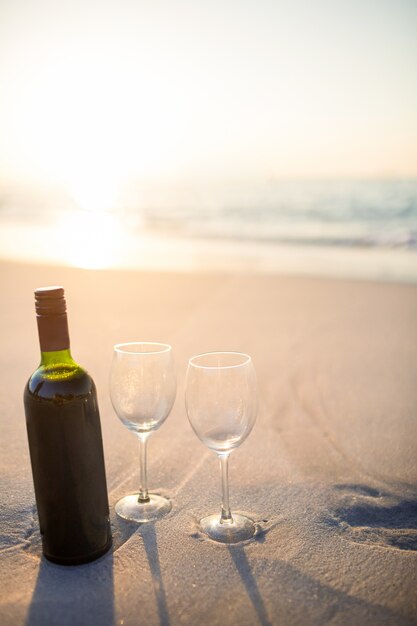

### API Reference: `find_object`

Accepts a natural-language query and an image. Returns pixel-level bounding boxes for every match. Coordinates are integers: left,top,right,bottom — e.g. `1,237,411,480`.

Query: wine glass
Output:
109,342,176,522
185,351,258,543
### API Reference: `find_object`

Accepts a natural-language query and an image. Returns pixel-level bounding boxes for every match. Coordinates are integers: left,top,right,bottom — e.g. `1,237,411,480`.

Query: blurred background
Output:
0,0,416,279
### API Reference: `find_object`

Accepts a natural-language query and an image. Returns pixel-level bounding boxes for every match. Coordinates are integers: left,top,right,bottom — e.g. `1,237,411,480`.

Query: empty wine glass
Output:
185,351,257,543
110,342,176,522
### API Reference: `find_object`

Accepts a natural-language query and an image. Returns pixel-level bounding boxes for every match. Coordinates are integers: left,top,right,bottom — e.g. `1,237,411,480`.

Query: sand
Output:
0,260,416,625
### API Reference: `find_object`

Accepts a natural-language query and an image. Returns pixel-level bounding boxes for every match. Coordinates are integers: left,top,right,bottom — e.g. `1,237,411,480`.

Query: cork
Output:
35,287,70,352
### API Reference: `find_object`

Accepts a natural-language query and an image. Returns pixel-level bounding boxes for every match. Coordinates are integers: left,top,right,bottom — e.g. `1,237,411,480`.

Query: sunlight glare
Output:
57,210,124,269
10,42,191,187
67,170,121,212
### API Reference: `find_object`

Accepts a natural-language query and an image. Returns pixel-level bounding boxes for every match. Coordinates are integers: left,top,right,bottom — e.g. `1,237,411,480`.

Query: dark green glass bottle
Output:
24,286,112,565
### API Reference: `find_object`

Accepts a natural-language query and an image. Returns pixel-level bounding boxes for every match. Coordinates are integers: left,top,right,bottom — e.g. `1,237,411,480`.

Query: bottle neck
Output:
40,348,76,367
36,312,70,353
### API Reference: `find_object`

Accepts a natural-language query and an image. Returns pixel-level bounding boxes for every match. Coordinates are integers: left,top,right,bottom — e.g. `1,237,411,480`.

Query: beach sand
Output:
0,260,416,625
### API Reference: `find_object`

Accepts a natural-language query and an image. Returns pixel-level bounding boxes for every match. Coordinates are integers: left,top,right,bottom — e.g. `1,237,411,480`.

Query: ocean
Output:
1,179,417,281
137,179,417,249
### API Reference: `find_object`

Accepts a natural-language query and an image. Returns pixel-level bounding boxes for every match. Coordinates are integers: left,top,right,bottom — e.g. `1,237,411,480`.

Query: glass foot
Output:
115,493,171,523
200,513,255,543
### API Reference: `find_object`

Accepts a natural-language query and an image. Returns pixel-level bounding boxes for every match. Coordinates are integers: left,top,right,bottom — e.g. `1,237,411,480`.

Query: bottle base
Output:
43,536,113,566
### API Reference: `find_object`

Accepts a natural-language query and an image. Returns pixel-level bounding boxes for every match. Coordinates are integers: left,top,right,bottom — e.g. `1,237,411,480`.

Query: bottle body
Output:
24,286,111,565
24,359,112,564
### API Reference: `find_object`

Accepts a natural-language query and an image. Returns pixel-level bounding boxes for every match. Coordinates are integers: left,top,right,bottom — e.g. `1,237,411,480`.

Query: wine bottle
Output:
24,286,112,565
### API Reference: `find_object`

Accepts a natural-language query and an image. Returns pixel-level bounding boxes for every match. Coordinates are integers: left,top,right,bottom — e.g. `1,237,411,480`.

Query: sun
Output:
67,170,121,212
56,210,124,269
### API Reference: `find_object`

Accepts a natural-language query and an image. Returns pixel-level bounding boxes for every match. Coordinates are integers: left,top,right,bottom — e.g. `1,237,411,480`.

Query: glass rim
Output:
188,351,252,370
114,341,172,355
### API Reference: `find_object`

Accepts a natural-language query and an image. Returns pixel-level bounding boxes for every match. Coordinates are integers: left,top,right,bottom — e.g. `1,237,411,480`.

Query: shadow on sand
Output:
25,512,142,626
139,524,170,626
25,551,115,626
26,519,171,626
228,545,272,626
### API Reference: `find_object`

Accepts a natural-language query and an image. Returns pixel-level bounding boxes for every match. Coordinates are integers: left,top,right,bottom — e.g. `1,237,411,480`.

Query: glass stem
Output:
219,453,233,524
138,435,150,503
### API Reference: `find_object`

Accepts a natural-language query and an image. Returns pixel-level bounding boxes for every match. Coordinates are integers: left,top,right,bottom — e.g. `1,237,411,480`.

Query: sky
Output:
0,0,416,203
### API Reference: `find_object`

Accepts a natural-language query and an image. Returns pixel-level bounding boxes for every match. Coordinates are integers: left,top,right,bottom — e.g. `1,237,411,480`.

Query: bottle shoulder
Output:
25,364,95,402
